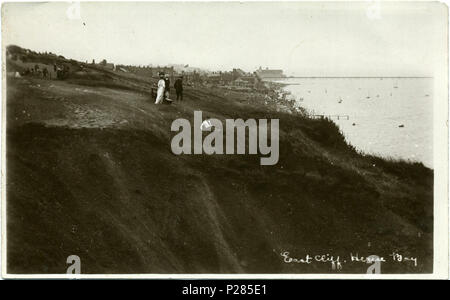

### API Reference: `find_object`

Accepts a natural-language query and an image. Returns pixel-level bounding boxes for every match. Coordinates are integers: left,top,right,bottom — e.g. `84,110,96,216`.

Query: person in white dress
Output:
155,73,166,104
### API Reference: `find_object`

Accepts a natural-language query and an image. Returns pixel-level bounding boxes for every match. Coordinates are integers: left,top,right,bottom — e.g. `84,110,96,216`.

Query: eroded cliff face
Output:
5,68,432,274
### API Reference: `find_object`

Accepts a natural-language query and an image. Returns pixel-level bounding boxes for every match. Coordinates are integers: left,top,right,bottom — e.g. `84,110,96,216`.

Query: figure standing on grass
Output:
42,67,48,79
164,74,171,101
155,72,166,104
174,76,183,101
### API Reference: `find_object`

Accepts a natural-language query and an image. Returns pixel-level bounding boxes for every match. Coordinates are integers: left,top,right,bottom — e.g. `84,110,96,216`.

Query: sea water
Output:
277,77,433,168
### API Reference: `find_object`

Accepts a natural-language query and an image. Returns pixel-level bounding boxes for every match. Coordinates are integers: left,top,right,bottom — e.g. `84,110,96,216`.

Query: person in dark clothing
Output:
42,67,48,78
164,74,171,101
174,76,183,101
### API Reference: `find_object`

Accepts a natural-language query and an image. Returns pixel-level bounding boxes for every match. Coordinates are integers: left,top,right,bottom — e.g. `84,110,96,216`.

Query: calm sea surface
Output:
276,77,433,168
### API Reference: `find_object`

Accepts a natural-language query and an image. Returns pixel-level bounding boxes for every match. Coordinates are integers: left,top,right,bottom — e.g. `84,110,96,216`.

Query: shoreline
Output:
199,80,307,116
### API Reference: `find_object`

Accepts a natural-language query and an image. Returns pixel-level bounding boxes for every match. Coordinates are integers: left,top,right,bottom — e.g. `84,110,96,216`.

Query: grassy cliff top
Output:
5,46,433,274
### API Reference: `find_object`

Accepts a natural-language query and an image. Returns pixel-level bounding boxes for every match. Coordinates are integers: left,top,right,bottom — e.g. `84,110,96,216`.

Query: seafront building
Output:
255,67,285,79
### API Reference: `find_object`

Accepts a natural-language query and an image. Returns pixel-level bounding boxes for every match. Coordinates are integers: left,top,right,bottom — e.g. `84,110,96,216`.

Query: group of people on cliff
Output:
155,72,183,104
22,64,50,78
22,63,70,80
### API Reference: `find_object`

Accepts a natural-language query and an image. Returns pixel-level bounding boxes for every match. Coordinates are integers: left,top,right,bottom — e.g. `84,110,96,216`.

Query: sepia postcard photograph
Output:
0,1,448,280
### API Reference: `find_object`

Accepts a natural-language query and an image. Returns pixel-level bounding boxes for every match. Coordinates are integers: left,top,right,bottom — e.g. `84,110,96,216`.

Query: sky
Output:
2,1,447,76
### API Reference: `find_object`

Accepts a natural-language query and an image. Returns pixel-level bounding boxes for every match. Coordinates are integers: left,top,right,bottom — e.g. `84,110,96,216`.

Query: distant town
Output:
6,45,286,93
109,63,286,92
